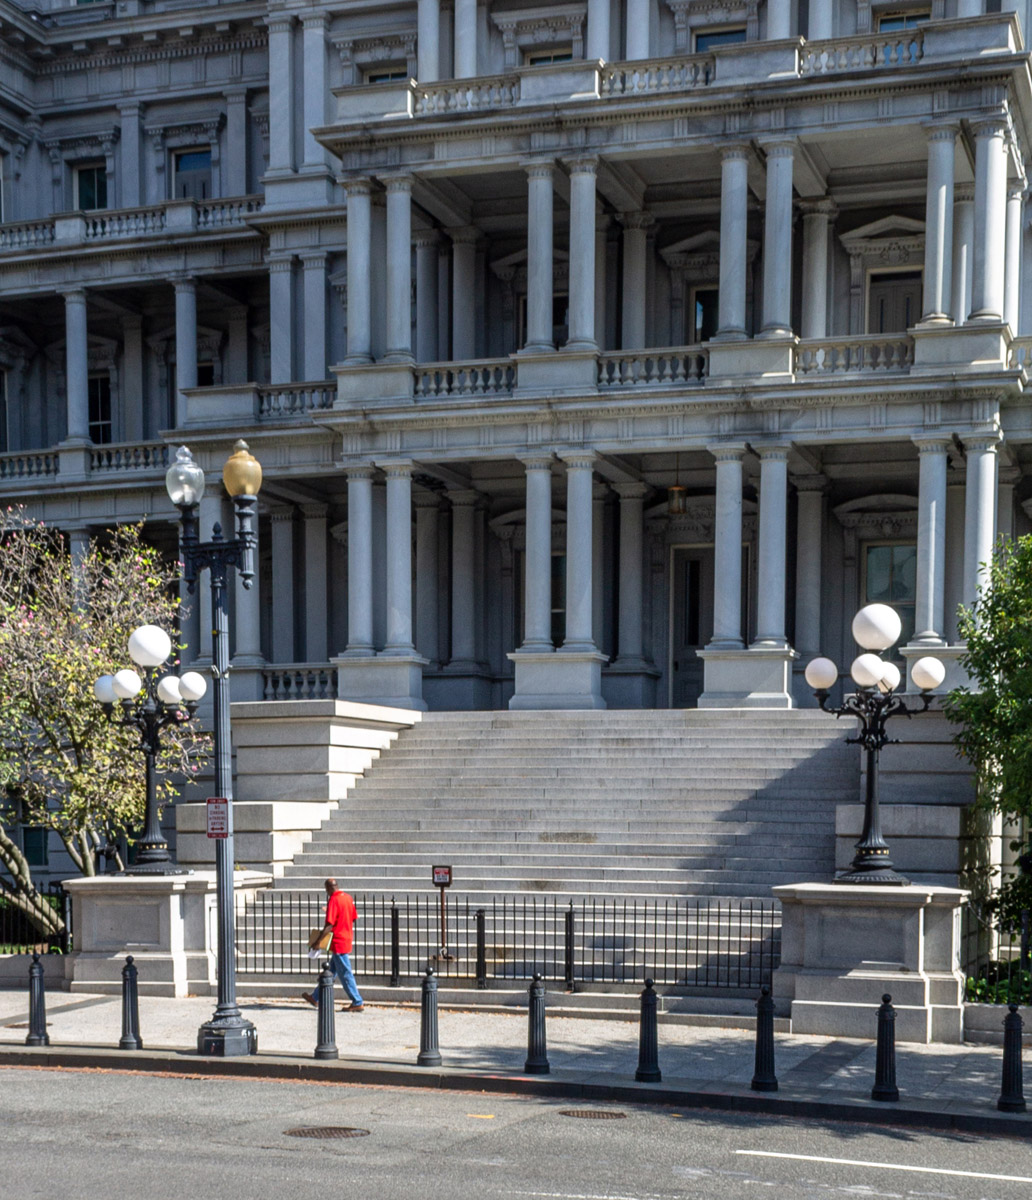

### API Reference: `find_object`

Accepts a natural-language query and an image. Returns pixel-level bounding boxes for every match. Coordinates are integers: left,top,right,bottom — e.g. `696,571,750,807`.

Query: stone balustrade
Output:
0,450,58,481
413,74,521,114
1009,336,1032,370
262,664,336,701
799,29,924,76
795,335,915,374
600,55,714,96
415,361,516,398
259,381,337,419
83,207,166,240
89,441,170,472
0,220,56,251
598,348,708,387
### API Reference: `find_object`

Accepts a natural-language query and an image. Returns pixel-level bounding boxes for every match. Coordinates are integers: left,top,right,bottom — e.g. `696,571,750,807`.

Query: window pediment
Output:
491,5,587,67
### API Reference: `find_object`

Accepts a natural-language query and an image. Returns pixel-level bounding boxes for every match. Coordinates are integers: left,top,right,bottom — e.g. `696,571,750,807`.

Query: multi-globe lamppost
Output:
165,439,262,1056
804,603,946,886
93,624,208,874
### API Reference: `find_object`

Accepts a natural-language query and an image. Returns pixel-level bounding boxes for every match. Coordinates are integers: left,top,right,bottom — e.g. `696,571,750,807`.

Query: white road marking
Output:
736,1151,1032,1185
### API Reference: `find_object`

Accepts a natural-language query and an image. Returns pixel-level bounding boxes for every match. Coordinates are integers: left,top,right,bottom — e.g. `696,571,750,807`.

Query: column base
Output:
900,643,968,693
426,665,494,711
697,646,798,708
331,653,428,710
507,650,608,710
514,349,597,397
603,659,661,709
332,362,415,406
706,336,796,382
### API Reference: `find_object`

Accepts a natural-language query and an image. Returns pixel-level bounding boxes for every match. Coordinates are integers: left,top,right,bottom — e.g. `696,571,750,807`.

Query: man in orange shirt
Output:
302,877,364,1012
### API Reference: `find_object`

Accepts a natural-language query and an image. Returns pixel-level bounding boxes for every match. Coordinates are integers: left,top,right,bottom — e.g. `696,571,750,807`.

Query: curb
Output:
1,1045,1029,1137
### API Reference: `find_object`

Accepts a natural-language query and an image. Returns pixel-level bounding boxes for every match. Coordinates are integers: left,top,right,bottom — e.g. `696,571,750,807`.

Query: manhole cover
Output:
284,1127,370,1139
559,1110,627,1120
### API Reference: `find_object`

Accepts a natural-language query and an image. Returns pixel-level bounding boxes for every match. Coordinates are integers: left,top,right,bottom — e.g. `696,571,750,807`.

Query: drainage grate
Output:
559,1110,628,1120
284,1127,371,1139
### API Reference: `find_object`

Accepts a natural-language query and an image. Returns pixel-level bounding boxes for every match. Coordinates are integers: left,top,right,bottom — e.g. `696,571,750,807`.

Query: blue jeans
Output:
323,951,363,1006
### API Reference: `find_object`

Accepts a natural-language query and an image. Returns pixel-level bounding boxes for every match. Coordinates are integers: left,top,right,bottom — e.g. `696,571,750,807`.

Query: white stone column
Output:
921,125,956,324
524,163,556,353
63,289,90,443
303,503,329,662
952,184,975,324
718,147,749,340
760,141,795,336
301,13,329,172
301,251,327,381
561,453,597,652
754,446,790,648
592,482,607,652
594,217,609,349
767,0,791,39
268,258,294,384
971,117,1008,322
587,0,610,60
418,0,441,81
626,0,650,58
800,201,833,339
793,476,825,658
520,456,554,651
266,15,295,173
224,90,248,197
963,436,999,610
913,438,950,645
450,227,478,360
945,471,966,642
808,0,833,39
709,445,746,647
614,482,648,664
383,462,416,654
566,157,598,352
454,0,477,78
119,103,142,208
173,277,197,428
1004,182,1024,332
384,175,414,362
957,0,983,15
270,506,296,663
414,492,441,666
448,490,479,666
234,533,263,663
344,180,373,364
122,316,144,443
415,232,440,363
621,212,650,350
345,466,375,654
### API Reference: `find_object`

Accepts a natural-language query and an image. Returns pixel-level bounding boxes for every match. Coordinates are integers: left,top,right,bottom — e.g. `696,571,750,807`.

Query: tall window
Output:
691,287,720,343
173,149,212,201
863,542,917,651
88,374,112,444
21,826,49,868
76,164,108,211
868,270,922,333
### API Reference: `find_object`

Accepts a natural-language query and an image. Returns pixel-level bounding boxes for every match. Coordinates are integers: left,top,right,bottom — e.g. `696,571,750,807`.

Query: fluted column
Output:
952,184,975,323
620,212,651,350
345,465,375,654
418,0,440,81
301,251,327,381
594,216,609,349
913,438,950,645
800,201,834,339
1004,182,1024,332
970,117,1008,322
173,277,197,427
921,125,956,324
767,0,791,39
753,446,790,648
448,490,479,666
301,13,328,171
384,175,414,362
268,258,294,383
560,453,597,652
382,462,416,655
415,232,440,363
587,0,610,59
760,141,794,337
266,15,295,173
626,0,650,58
614,482,648,664
717,147,749,339
793,476,825,659
566,157,598,352
344,180,373,363
520,457,554,651
303,503,329,662
63,289,90,443
414,492,441,666
454,0,477,77
963,437,999,610
449,226,478,360
808,0,833,39
270,506,296,663
524,163,556,353
709,445,746,647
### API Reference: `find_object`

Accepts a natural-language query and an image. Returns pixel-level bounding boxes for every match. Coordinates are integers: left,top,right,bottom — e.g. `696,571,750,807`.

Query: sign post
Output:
432,865,453,961
206,797,229,839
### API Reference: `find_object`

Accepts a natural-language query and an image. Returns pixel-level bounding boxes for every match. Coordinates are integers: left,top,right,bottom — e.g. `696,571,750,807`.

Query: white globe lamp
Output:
178,671,208,703
111,668,143,700
878,661,902,694
852,603,902,651
128,624,172,669
850,653,885,689
93,675,117,705
156,675,183,706
911,656,946,692
804,657,838,691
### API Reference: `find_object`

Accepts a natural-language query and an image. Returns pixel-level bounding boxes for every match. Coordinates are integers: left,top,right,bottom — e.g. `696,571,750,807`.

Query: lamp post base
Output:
120,863,191,877
835,868,910,886
197,1017,258,1057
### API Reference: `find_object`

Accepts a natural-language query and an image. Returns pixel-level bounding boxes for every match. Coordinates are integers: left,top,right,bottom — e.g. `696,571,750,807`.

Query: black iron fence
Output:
235,891,781,992
0,883,72,955
962,903,1031,1005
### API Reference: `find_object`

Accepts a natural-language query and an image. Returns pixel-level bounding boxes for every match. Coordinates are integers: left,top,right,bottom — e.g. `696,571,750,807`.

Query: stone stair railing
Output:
794,334,915,374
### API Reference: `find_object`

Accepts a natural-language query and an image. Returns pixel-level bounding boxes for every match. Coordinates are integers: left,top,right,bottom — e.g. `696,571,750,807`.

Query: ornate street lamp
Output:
804,603,946,886
165,439,262,1057
94,624,207,874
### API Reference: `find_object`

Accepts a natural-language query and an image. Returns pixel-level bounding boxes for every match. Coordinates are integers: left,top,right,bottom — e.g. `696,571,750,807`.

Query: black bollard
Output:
119,955,143,1050
524,972,550,1075
26,953,49,1047
871,994,899,1102
997,1004,1027,1113
389,902,400,988
751,985,778,1093
475,908,487,990
314,960,339,1060
635,978,662,1083
417,966,442,1067
564,903,575,993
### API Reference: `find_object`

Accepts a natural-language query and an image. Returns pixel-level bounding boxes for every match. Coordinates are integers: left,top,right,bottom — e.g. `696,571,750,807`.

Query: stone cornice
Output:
36,30,268,77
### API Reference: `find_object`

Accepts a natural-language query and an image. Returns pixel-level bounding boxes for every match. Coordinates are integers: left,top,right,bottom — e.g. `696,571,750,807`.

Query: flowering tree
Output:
0,511,207,939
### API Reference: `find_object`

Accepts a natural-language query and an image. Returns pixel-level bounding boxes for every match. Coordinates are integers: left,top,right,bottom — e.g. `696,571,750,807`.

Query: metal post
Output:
389,901,400,987
314,960,339,1060
119,955,143,1050
564,901,575,993
635,978,662,1083
998,1004,1026,1112
524,972,550,1075
26,953,49,1047
751,985,778,1092
475,908,487,990
872,994,899,1102
417,966,442,1067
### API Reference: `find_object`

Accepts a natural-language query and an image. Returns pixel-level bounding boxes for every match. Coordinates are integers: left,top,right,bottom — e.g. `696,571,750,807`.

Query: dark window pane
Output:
22,826,48,868
695,28,747,51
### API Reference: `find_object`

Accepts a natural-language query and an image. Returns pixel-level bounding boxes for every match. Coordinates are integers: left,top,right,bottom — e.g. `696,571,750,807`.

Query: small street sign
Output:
432,864,453,887
206,797,229,839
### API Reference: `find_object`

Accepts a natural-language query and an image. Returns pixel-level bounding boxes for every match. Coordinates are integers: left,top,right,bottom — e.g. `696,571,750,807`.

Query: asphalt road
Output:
1,1067,1030,1200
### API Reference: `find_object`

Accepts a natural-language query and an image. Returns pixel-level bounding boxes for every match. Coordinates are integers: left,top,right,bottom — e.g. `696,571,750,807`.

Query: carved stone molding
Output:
334,31,417,85
491,4,587,67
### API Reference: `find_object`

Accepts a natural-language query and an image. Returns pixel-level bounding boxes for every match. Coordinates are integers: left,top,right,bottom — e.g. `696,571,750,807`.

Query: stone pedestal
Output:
698,646,798,708
772,881,969,1044
507,650,608,709
603,661,661,708
61,871,272,998
332,653,429,710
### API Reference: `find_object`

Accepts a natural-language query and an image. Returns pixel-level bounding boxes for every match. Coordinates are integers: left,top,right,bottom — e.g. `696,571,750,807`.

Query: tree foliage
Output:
0,511,207,937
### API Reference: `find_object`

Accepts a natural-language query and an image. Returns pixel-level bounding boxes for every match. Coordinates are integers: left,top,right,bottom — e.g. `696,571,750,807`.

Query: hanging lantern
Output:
667,452,686,514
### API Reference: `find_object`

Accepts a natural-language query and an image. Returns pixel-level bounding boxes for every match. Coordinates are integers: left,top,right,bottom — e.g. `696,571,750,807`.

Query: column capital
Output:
520,454,555,471
964,433,1002,453
299,9,329,30
413,229,441,249
757,137,796,158
172,275,197,293
413,490,444,510
300,502,329,520
267,256,295,274
298,249,328,266
345,462,376,481
619,209,654,231
265,13,296,32
754,443,791,462
446,224,480,245
913,436,953,455
791,472,827,493
447,488,480,507
955,182,976,203
559,450,597,470
923,121,960,142
118,100,142,118
798,197,837,219
971,113,1009,139
62,287,88,303
342,175,374,197
708,442,748,464
719,142,752,162
564,154,599,174
612,480,649,500
269,505,295,523
523,158,556,180
378,459,415,479
380,172,415,193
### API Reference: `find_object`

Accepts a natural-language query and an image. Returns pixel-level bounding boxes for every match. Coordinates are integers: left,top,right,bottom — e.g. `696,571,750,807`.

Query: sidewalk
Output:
1,987,1028,1136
